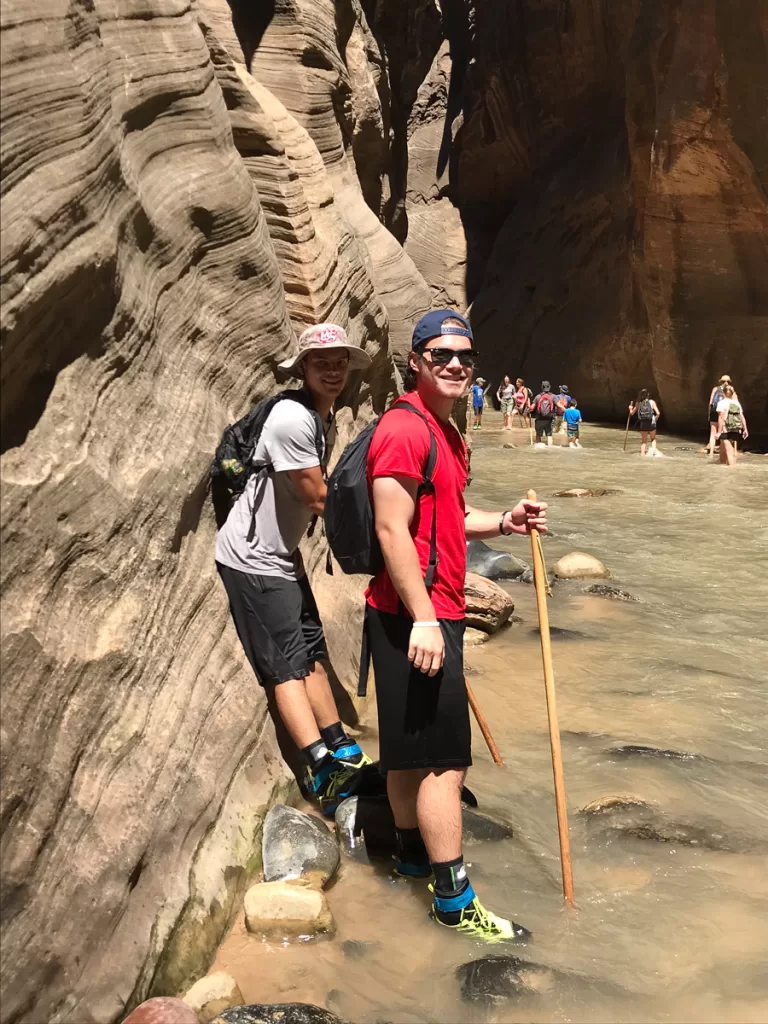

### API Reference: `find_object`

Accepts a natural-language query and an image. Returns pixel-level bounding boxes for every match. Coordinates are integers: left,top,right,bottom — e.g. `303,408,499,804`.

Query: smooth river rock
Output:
583,584,638,601
466,541,528,580
464,573,515,633
213,1006,347,1024
123,999,200,1024
243,881,334,940
184,972,243,1023
262,805,339,889
464,627,490,648
552,552,610,580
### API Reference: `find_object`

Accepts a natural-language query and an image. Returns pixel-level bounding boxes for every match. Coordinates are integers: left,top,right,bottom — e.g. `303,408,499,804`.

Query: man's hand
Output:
408,623,444,677
503,500,548,536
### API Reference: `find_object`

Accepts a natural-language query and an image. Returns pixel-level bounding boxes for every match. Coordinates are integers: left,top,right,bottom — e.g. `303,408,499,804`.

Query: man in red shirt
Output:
366,309,548,942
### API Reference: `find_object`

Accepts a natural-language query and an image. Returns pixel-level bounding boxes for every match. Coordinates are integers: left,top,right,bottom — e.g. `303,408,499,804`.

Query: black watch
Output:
499,510,513,536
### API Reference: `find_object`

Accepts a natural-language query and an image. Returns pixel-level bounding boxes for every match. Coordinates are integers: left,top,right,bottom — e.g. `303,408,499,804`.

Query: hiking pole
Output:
622,408,632,451
465,679,504,765
526,489,575,905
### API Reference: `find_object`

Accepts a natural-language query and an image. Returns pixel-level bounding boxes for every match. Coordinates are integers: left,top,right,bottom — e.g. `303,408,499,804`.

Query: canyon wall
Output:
1,0,767,1022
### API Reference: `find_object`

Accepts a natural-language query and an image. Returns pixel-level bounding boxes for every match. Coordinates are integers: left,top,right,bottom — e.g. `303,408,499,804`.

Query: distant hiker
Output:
497,375,515,430
716,384,748,466
471,377,487,430
513,377,532,429
554,385,572,434
214,324,372,815
706,374,738,457
628,389,661,456
563,399,582,447
532,381,557,446
365,309,545,942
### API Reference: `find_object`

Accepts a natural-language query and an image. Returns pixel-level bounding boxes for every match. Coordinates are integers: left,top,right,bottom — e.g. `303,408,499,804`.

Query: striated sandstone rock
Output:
552,552,610,580
183,972,244,1023
464,572,515,633
243,881,334,940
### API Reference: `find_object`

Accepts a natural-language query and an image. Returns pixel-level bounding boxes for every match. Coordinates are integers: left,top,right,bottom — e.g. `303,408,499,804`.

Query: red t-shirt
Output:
365,392,468,619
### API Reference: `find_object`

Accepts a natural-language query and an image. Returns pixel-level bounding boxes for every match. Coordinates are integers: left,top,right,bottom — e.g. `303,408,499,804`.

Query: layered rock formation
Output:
1,0,766,1021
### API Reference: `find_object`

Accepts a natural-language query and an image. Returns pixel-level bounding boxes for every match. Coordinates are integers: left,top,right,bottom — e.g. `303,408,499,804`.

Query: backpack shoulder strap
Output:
384,399,439,588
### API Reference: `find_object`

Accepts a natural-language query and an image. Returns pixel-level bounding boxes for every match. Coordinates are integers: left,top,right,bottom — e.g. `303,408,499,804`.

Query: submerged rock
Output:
262,804,339,889
123,999,200,1024
466,540,528,580
553,488,622,498
214,1006,347,1024
243,881,334,940
464,573,515,633
457,956,557,1004
530,626,590,641
462,808,514,844
184,972,243,1023
607,744,702,761
552,552,610,579
580,795,652,815
583,583,638,601
464,627,489,647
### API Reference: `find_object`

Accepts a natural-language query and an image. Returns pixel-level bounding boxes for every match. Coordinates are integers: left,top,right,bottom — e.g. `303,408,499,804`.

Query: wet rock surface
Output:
214,1006,347,1024
464,573,515,633
457,956,559,1004
580,795,653,816
583,584,638,601
531,626,591,641
607,744,703,762
466,541,528,580
464,627,490,647
184,972,243,1023
123,999,200,1024
554,488,623,498
262,805,339,889
553,552,610,579
243,881,334,940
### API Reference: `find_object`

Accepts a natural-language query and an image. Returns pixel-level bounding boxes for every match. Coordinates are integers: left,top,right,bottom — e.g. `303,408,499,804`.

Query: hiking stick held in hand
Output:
622,408,632,451
527,489,575,905
465,679,503,765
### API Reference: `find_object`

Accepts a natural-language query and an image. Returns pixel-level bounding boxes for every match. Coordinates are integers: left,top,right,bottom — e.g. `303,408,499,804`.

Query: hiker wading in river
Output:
215,324,372,815
628,389,661,456
706,374,738,457
365,308,547,942
716,383,748,466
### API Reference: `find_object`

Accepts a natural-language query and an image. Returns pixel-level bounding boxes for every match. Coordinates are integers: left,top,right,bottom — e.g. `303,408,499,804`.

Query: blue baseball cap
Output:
412,309,473,348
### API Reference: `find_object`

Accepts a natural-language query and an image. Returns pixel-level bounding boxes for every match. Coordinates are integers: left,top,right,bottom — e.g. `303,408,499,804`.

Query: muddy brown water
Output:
213,417,768,1023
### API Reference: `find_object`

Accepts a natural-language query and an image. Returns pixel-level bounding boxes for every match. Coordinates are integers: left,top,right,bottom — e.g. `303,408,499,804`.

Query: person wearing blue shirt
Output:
471,377,487,431
563,399,583,447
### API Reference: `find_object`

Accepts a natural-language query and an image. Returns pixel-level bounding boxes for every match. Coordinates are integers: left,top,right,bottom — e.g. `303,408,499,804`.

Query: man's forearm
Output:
464,506,506,540
376,523,436,620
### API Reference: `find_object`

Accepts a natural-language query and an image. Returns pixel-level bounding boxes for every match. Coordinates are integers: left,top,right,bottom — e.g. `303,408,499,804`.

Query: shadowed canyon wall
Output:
1,0,766,1022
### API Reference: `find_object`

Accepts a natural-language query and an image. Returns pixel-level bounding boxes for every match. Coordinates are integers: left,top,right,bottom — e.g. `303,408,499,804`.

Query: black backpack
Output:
325,400,438,584
210,389,324,538
638,397,654,420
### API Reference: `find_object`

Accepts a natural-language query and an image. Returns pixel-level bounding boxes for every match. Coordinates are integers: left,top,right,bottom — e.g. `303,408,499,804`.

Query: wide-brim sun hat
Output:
559,384,569,393
278,323,372,376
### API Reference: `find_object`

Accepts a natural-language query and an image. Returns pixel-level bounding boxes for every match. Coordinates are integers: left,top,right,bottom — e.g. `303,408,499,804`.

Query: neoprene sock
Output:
395,827,430,874
320,721,349,752
302,739,332,773
431,856,475,923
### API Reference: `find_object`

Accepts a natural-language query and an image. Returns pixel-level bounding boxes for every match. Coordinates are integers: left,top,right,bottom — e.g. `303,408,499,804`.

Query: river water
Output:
213,416,768,1023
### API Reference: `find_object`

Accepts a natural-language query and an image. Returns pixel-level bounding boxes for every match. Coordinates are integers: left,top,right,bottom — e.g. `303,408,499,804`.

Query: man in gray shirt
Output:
216,323,372,814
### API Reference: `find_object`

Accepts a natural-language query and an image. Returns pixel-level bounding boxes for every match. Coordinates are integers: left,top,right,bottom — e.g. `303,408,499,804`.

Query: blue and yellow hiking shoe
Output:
429,884,532,943
331,742,373,770
312,759,359,817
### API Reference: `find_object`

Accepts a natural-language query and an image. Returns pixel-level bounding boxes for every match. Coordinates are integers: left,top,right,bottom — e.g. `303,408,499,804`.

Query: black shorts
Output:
638,420,656,433
366,607,471,771
719,431,742,442
709,410,719,424
536,418,553,436
217,562,327,685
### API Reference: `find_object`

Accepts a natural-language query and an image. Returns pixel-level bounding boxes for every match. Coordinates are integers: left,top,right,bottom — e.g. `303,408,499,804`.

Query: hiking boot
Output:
311,759,359,816
429,884,532,943
331,742,373,770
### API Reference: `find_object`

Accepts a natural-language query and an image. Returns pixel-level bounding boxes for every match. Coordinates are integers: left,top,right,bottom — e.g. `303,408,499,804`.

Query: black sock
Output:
320,721,349,752
301,739,332,772
432,855,470,898
395,827,428,865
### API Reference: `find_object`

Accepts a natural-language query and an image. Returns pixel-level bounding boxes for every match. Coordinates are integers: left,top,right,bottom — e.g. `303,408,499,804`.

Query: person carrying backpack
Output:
213,323,373,815
628,388,661,456
706,374,738,457
554,385,572,434
715,383,748,466
532,381,557,446
362,308,547,943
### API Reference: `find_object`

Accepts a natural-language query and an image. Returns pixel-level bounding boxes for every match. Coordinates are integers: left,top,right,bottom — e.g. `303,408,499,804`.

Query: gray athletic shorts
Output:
217,562,327,685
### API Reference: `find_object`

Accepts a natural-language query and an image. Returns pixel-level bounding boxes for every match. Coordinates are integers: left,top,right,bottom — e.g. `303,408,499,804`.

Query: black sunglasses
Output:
421,347,479,368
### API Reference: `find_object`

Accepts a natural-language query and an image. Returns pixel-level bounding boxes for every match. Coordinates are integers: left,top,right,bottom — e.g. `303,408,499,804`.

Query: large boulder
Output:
243,881,334,940
466,541,528,580
262,805,339,889
457,956,558,1004
183,973,243,1023
552,552,610,580
464,573,515,633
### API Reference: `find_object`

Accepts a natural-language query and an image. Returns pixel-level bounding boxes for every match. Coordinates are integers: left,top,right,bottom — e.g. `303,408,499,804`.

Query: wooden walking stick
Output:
527,489,575,905
622,406,633,451
465,679,504,765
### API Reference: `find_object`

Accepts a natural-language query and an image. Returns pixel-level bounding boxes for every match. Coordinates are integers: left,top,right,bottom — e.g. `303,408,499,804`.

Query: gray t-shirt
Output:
215,401,331,579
